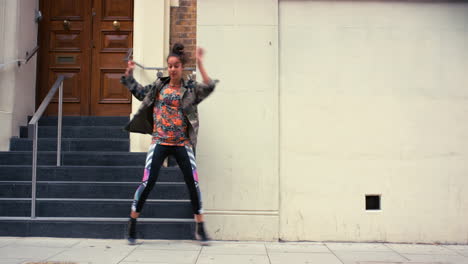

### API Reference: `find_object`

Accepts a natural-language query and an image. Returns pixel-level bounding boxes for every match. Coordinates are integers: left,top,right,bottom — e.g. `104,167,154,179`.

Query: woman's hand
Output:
196,47,204,63
125,60,136,77
195,47,211,85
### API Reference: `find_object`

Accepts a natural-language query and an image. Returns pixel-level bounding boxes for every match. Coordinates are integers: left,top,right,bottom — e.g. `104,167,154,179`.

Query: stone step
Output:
0,151,147,166
0,181,190,199
0,199,192,218
28,116,129,126
0,218,194,239
20,126,129,139
10,138,130,152
0,165,183,182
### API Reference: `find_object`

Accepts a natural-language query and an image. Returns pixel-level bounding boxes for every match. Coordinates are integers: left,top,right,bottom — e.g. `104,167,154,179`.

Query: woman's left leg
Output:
173,145,203,216
173,145,209,242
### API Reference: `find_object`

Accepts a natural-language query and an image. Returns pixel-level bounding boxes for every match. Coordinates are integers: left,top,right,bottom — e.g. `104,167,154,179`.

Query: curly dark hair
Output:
167,43,188,65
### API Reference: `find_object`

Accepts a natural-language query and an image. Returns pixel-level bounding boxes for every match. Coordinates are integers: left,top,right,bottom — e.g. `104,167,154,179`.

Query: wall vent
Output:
365,195,381,210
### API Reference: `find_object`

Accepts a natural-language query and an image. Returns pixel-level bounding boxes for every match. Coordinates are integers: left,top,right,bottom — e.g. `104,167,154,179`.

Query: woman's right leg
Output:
128,143,168,244
131,143,169,216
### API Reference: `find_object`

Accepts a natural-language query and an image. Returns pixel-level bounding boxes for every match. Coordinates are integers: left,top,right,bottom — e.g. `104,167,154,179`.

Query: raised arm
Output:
193,47,218,104
196,48,211,85
120,60,156,101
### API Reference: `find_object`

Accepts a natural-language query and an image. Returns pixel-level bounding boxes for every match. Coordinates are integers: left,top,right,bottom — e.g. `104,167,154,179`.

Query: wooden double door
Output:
38,0,134,116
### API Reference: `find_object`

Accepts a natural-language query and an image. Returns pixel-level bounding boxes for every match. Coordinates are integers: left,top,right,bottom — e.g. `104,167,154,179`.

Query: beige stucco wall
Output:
197,0,280,241
131,0,281,240
130,0,171,152
0,0,38,151
279,1,468,243
197,0,468,243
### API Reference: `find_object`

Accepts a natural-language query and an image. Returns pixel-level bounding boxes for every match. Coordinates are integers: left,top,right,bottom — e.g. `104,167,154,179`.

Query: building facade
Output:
1,0,467,243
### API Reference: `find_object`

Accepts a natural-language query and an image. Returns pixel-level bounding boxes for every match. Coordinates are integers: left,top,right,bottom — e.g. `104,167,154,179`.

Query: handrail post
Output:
28,75,66,219
57,82,63,166
31,123,38,218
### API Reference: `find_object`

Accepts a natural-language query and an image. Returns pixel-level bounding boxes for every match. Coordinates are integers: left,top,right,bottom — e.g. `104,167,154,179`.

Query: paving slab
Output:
356,261,450,264
200,242,267,255
444,245,468,257
386,243,459,255
402,253,468,264
0,245,66,260
0,237,21,248
196,254,270,264
123,249,200,263
137,239,201,251
326,242,393,252
70,238,133,250
266,242,330,253
268,252,343,264
9,237,82,248
334,251,409,264
46,247,134,264
0,259,35,264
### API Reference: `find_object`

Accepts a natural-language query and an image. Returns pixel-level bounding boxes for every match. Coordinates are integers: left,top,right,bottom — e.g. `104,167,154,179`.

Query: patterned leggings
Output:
131,143,203,214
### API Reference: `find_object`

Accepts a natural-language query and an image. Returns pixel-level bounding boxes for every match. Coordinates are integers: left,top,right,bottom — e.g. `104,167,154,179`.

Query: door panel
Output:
49,70,81,103
102,0,134,20
102,32,131,51
50,0,85,19
91,0,133,116
38,0,91,116
50,32,82,51
37,0,133,116
99,69,131,103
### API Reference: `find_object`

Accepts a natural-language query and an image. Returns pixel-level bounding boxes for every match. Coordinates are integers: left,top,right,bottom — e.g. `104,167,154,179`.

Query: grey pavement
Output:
0,237,467,264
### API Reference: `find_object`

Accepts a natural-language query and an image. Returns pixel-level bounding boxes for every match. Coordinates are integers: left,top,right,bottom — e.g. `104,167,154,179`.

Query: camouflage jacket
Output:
120,75,217,148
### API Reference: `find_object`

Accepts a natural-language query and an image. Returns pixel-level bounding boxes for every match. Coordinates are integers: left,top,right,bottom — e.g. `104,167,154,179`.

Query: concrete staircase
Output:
0,116,194,239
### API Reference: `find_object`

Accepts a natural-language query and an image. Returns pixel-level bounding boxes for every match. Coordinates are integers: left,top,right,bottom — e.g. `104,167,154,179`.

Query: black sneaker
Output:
195,222,210,245
127,218,137,245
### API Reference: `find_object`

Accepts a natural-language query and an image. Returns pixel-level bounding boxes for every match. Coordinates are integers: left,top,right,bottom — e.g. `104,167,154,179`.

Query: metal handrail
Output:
0,59,26,69
124,48,195,77
0,45,39,69
28,75,66,218
25,46,39,64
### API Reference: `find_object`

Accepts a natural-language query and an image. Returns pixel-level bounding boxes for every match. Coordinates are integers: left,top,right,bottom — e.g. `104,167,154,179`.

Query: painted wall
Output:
0,0,38,151
279,1,468,243
130,0,281,240
130,0,170,152
197,0,468,243
197,0,280,240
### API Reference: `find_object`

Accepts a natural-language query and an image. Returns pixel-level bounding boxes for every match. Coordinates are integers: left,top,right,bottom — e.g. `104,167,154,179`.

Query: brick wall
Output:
170,0,197,69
